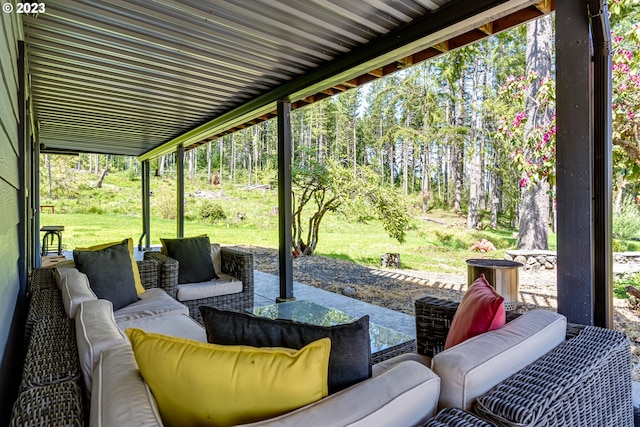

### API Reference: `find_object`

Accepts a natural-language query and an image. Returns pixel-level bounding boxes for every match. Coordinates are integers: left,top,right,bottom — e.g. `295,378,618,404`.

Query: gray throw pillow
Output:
199,306,372,394
161,236,218,284
73,241,138,311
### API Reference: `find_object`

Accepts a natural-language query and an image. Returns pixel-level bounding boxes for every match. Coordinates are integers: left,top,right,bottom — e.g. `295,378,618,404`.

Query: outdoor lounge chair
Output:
144,245,254,324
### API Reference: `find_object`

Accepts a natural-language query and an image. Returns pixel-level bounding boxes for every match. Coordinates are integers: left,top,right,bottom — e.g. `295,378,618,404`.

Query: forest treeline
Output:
44,3,640,252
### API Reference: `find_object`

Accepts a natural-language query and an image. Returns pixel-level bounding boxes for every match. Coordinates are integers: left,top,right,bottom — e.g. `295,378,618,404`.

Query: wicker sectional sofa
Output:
11,264,635,427
11,265,440,427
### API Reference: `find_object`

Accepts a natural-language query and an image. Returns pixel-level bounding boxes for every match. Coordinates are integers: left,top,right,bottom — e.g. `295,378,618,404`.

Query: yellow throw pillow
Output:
76,238,145,295
126,328,330,427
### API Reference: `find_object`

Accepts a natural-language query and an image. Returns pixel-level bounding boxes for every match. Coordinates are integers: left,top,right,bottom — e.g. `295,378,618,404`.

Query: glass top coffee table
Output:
248,300,416,363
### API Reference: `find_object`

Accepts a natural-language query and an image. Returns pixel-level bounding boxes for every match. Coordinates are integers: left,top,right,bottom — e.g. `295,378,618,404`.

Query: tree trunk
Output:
517,15,553,250
403,138,409,195
207,141,212,183
231,133,236,185
467,59,481,229
452,143,463,213
490,173,499,229
46,154,52,198
517,181,550,249
219,139,223,186
388,142,395,186
422,144,429,213
96,168,108,188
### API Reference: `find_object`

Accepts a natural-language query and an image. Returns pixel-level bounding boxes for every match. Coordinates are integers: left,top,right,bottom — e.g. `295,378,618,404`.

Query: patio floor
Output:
253,270,416,337
53,248,416,337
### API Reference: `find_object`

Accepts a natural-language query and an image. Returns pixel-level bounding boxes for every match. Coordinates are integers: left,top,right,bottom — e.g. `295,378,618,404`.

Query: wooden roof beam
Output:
535,0,552,14
478,22,494,36
432,41,449,53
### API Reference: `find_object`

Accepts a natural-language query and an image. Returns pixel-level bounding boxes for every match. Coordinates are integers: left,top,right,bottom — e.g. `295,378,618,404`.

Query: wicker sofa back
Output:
11,268,84,426
10,260,161,427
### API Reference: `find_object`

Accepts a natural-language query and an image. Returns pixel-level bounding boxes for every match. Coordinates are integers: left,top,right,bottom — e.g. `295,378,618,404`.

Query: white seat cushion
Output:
431,309,567,411
76,299,127,397
239,359,440,427
113,288,188,324
118,314,207,342
176,273,243,302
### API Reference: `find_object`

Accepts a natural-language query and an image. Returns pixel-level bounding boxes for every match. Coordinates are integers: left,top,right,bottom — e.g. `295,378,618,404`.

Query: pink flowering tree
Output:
495,73,556,193
611,22,640,174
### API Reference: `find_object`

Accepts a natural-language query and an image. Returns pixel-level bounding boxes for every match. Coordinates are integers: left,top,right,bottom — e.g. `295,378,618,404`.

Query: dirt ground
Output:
240,245,640,381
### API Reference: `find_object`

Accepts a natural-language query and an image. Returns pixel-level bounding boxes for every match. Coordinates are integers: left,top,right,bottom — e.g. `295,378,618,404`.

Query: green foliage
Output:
612,239,627,252
613,197,640,240
154,192,176,220
198,201,227,223
613,273,640,299
291,159,412,254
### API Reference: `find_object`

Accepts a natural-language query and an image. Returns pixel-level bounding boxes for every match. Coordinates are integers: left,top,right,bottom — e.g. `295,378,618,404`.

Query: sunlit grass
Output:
40,170,561,272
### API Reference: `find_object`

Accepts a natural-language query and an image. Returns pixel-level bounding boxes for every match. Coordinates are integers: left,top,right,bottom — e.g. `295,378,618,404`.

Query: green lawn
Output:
40,208,542,273
39,171,561,273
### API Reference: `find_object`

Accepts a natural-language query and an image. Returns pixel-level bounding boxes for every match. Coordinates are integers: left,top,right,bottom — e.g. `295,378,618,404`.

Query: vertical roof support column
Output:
277,98,294,302
590,0,613,328
556,1,595,325
176,144,185,238
139,160,151,250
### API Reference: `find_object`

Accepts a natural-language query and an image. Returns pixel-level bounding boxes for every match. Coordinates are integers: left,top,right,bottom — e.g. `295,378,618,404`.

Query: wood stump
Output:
381,253,400,268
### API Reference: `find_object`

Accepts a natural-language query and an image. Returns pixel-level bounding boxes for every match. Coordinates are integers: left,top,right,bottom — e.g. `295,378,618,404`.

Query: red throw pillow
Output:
444,274,506,349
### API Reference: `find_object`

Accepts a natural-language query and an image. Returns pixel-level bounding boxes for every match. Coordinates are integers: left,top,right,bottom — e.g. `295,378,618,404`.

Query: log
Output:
626,285,640,299
381,253,400,268
96,169,108,188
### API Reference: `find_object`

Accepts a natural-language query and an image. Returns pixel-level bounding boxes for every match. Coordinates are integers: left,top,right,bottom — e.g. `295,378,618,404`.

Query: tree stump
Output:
381,253,400,268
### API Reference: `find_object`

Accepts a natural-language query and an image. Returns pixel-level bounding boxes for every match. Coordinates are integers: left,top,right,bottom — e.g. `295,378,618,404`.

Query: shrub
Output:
434,231,467,250
612,239,628,252
199,201,227,223
613,197,640,240
154,193,176,220
470,239,496,252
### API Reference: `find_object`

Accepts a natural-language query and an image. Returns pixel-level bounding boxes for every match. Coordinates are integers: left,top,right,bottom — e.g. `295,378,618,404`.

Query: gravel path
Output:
239,245,639,381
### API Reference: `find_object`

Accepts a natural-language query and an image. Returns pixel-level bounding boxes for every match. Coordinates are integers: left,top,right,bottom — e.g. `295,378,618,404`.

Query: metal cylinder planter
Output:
466,259,523,311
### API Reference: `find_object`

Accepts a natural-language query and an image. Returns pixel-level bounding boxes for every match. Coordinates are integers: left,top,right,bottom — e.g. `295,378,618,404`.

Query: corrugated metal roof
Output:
23,0,552,158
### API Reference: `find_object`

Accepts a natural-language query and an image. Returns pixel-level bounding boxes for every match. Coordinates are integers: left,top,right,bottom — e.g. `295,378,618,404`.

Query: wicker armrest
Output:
220,246,254,296
414,296,460,357
136,258,159,290
424,408,493,427
143,252,179,299
29,267,56,293
474,326,633,427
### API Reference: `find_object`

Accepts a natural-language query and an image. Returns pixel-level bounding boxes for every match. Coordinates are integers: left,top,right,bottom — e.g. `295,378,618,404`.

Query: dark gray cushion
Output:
162,236,218,284
199,306,372,394
73,241,138,311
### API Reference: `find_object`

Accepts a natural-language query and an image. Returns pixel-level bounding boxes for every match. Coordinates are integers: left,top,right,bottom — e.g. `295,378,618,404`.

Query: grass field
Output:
39,169,561,273
40,206,552,273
